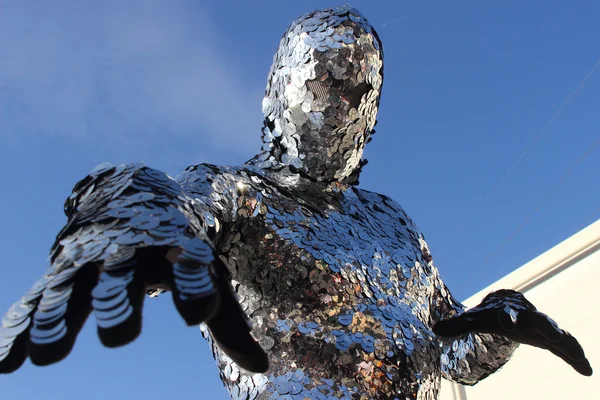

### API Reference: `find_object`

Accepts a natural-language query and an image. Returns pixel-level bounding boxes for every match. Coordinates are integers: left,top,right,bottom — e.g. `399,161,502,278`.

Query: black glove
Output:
433,289,592,376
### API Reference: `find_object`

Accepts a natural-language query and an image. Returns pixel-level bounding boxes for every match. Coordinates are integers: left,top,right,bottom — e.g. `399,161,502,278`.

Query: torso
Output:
178,164,445,400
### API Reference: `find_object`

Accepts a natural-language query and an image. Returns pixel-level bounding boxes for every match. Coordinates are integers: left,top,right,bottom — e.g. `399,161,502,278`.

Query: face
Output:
259,6,384,183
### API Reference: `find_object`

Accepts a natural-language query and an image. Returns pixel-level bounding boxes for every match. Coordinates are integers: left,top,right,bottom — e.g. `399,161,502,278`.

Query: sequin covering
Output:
248,5,383,187
0,4,592,400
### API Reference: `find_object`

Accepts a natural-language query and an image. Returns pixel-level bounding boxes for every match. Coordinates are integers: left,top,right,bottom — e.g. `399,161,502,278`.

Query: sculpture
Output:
0,5,591,399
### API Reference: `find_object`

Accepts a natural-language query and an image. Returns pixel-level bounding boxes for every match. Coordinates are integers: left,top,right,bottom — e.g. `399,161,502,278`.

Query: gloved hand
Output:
0,163,268,374
433,289,592,376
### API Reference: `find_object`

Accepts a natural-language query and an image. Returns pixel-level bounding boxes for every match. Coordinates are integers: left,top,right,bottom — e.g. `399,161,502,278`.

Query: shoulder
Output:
352,188,417,226
177,163,237,184
176,163,274,220
176,163,245,195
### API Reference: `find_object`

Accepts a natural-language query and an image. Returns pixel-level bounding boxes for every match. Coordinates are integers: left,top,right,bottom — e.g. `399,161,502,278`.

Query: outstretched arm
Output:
0,163,267,374
430,272,592,385
429,275,520,385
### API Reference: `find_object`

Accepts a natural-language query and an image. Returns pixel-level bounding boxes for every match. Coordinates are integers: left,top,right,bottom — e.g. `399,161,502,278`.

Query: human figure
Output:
0,5,591,399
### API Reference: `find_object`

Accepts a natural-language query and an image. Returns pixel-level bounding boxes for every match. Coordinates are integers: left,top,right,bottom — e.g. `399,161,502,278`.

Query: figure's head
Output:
257,5,383,184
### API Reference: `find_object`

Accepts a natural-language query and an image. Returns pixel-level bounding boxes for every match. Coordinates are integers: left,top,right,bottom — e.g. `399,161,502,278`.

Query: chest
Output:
219,185,435,319
213,184,442,395
184,169,445,398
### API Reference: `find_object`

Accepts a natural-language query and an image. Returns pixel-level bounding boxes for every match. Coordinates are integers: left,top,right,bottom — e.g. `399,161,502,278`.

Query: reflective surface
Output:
0,4,591,400
197,6,517,399
182,160,518,399
248,5,382,187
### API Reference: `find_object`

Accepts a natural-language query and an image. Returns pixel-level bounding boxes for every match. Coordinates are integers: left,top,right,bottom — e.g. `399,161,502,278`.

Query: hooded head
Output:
250,5,384,186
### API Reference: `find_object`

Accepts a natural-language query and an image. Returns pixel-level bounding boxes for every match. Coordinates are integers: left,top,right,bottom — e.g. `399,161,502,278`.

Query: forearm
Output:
429,270,519,385
440,332,519,385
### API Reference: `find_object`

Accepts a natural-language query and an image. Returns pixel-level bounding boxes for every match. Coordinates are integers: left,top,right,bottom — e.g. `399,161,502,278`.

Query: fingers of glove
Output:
164,239,221,326
497,309,592,376
523,311,563,343
507,331,591,375
548,332,591,367
0,329,29,373
0,269,51,373
170,263,220,327
545,334,593,376
206,258,269,373
93,260,145,348
29,265,97,366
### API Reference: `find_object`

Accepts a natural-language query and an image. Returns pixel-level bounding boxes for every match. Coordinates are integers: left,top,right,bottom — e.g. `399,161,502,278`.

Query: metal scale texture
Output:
0,5,591,400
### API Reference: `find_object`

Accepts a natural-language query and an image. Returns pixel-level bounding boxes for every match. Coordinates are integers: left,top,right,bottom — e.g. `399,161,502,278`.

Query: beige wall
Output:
440,219,600,400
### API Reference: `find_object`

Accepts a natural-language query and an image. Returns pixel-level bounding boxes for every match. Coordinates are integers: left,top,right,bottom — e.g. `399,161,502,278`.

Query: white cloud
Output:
0,0,264,154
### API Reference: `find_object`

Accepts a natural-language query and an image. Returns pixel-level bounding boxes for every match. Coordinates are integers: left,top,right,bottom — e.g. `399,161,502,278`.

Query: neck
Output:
245,151,366,194
245,121,369,189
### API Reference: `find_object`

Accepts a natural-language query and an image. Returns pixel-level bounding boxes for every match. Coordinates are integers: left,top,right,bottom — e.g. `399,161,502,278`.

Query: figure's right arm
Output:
0,163,267,374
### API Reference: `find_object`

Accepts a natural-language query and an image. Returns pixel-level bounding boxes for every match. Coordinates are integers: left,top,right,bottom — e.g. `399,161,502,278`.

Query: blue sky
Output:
1,0,599,398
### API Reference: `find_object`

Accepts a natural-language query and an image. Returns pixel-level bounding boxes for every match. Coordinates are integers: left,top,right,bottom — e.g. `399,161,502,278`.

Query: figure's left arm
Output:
427,270,517,385
429,267,593,385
